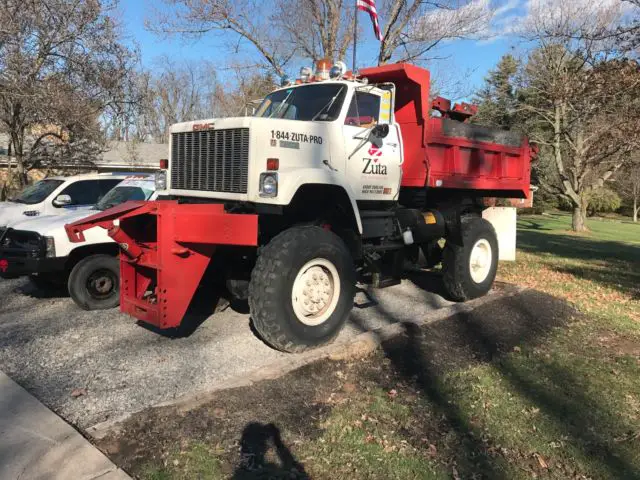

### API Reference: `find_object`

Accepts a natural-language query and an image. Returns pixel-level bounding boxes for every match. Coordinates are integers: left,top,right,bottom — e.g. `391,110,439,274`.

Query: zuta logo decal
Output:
0,259,8,273
362,144,387,175
367,145,383,157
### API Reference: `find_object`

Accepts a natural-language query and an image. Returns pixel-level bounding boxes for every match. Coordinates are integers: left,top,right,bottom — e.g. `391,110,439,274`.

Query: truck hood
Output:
0,202,34,228
7,209,97,235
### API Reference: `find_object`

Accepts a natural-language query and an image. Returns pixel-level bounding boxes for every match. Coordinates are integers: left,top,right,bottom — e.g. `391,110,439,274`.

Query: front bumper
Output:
0,228,66,278
0,254,67,278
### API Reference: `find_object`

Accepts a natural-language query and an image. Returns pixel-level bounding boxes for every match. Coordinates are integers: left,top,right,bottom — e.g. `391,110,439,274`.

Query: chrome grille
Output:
170,128,249,194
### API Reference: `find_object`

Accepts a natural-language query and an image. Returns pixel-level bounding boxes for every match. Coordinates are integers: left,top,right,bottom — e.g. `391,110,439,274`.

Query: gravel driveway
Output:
0,273,453,432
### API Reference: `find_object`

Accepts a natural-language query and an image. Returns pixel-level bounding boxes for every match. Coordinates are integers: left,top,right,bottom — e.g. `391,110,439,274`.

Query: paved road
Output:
0,274,453,432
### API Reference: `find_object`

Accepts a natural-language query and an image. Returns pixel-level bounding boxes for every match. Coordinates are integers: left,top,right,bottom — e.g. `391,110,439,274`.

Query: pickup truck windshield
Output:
12,179,64,204
96,185,154,211
255,84,347,121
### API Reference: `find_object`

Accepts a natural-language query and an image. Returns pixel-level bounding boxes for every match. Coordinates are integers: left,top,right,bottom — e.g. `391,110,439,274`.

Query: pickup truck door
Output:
342,87,401,202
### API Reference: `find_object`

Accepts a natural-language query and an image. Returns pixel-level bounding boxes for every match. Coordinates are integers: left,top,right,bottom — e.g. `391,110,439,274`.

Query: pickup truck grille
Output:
0,229,43,257
170,128,250,194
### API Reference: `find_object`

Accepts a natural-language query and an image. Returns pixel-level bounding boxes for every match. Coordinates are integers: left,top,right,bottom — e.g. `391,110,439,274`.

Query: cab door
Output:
342,87,401,202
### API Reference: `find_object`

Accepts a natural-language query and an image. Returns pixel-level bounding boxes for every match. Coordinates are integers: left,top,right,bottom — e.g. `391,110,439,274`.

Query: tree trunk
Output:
634,197,638,222
572,201,589,232
15,154,27,187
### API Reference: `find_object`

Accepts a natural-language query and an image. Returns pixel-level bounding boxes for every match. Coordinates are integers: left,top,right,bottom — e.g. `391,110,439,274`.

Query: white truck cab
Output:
0,175,156,310
156,79,402,234
0,172,129,229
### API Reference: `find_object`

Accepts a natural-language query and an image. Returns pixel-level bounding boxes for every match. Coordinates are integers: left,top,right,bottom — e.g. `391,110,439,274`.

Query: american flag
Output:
357,0,383,41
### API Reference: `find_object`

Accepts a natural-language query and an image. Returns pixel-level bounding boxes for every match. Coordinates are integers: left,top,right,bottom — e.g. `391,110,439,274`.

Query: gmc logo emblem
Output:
193,123,214,131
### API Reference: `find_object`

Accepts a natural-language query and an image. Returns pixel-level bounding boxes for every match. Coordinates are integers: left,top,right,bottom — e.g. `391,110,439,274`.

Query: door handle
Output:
322,160,338,172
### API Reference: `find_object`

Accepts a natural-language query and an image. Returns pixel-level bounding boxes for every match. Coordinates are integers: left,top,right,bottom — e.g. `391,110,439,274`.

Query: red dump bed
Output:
360,63,532,198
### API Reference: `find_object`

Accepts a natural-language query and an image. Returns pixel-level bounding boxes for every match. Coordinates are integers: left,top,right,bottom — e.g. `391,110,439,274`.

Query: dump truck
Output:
65,63,532,352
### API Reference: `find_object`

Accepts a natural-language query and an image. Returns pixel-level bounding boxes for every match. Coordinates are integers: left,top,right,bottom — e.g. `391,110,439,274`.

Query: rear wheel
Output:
249,226,356,352
442,217,499,301
68,254,120,310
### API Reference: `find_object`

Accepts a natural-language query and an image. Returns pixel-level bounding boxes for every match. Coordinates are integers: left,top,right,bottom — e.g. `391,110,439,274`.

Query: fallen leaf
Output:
343,383,356,393
534,453,548,469
427,444,437,457
213,407,225,418
71,388,87,398
452,465,461,480
388,389,398,398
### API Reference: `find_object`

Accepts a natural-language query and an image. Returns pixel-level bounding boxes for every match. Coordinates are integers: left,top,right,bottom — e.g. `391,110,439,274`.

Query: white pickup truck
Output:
0,175,156,310
0,172,130,228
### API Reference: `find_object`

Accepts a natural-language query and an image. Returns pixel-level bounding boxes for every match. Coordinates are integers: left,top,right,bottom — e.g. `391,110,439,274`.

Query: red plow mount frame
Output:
65,201,258,329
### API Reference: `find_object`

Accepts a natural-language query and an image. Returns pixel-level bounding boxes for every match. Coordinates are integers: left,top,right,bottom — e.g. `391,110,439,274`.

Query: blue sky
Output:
119,0,526,98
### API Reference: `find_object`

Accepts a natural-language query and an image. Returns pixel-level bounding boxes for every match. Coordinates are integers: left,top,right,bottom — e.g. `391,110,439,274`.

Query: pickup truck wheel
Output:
68,254,120,310
442,217,499,301
249,226,356,353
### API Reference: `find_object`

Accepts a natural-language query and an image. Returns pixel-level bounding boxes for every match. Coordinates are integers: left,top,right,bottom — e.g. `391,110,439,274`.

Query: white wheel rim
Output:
291,258,341,326
469,239,493,284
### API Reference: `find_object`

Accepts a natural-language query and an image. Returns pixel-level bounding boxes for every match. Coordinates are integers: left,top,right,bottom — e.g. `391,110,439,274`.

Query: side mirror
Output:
53,194,73,207
372,124,390,139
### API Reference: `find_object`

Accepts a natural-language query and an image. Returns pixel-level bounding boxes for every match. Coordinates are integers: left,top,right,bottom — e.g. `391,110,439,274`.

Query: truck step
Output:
371,273,401,289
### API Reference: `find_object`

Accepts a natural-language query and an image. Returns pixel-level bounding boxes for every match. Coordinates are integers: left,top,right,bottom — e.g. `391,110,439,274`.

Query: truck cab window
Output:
345,92,381,127
11,179,64,204
97,179,123,201
255,84,347,121
58,180,104,206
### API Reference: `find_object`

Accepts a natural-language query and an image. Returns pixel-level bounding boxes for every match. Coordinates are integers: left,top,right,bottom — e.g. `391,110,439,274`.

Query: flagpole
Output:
352,0,358,74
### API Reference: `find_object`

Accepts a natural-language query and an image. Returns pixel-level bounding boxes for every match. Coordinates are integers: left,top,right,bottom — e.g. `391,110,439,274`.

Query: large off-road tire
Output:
442,217,499,301
249,226,356,353
68,254,120,310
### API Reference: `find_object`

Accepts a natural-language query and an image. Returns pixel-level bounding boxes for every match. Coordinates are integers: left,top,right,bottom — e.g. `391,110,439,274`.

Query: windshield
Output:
12,179,64,205
255,84,347,121
96,184,154,211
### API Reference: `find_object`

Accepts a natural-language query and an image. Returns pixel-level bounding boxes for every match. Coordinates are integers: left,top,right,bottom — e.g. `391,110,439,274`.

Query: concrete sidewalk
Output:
0,371,129,480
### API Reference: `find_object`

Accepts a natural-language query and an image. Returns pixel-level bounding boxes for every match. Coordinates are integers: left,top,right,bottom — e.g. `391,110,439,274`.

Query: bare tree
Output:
137,59,219,143
377,0,494,65
212,67,276,117
275,0,354,64
0,0,138,195
617,164,640,222
148,0,294,77
517,0,640,231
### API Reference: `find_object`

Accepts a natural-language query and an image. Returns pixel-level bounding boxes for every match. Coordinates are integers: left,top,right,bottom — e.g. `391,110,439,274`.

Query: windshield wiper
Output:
268,90,294,119
311,88,344,121
96,202,117,211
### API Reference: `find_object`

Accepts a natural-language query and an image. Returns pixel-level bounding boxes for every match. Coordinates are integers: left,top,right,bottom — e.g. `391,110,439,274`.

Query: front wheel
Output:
442,217,499,301
68,254,120,310
249,226,356,353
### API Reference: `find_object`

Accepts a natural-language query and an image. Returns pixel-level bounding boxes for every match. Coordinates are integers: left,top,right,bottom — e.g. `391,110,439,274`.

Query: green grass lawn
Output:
500,212,640,327
116,212,640,480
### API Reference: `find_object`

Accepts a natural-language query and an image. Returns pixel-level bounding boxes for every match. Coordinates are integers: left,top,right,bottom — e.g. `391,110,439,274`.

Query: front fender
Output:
276,168,363,234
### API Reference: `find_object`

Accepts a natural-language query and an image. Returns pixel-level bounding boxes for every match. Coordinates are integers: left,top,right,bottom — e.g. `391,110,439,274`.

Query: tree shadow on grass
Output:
354,289,640,479
516,229,640,265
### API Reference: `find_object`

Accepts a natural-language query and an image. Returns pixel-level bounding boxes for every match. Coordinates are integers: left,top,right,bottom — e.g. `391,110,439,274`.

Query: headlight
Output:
44,236,56,258
155,171,167,191
259,173,278,197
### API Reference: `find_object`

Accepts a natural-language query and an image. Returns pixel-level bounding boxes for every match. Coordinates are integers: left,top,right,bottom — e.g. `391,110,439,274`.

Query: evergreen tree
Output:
472,54,520,130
